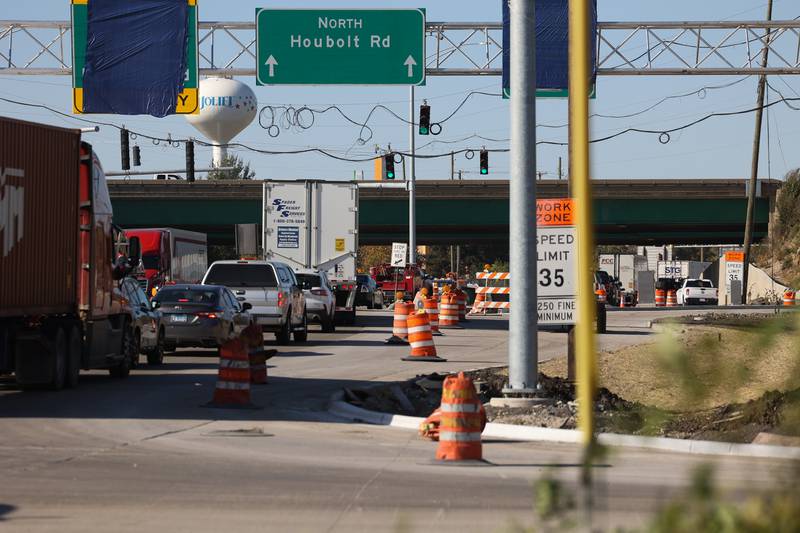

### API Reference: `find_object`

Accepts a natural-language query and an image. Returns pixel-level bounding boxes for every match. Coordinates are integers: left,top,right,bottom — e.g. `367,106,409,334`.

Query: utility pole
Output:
409,86,417,265
558,156,563,180
504,0,538,396
450,151,455,180
742,0,773,304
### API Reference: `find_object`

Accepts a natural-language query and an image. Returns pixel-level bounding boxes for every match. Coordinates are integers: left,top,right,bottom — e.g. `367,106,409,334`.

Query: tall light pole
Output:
505,0,538,395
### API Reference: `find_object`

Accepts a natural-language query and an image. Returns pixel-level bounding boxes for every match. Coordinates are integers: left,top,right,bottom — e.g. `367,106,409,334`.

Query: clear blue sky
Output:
1,1,797,181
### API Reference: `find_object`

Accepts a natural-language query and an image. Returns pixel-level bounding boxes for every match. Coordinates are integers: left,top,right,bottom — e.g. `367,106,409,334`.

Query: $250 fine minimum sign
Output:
536,199,576,325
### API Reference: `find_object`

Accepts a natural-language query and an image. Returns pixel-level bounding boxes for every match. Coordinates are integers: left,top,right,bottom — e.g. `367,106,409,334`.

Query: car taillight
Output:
277,291,285,306
311,289,327,296
196,312,218,319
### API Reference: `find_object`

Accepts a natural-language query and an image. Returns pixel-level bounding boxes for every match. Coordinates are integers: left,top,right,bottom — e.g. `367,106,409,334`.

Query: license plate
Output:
699,299,706,303
171,314,188,323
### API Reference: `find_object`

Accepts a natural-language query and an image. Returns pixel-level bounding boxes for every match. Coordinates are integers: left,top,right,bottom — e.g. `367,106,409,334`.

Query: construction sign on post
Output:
536,198,576,325
391,242,408,267
724,250,745,300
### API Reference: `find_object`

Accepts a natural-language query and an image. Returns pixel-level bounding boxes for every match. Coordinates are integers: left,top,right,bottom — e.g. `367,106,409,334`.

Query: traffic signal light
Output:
120,128,130,170
185,140,195,182
419,104,430,135
132,145,141,167
384,153,395,179
479,149,488,175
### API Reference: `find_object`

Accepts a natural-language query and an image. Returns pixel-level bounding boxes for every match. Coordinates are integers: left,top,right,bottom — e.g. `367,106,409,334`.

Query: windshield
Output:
204,264,278,288
296,274,321,288
596,271,611,284
155,288,219,305
141,254,159,270
686,280,713,288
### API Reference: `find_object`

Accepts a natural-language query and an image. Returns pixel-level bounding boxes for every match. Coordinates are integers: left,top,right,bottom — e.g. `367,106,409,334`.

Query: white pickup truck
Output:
676,279,718,306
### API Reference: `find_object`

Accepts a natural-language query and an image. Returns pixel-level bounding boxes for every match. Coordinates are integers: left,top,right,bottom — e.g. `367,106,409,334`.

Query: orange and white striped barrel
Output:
210,338,252,407
402,312,445,362
783,290,795,306
595,288,607,304
436,372,486,462
242,323,267,384
469,291,486,315
439,294,461,328
424,296,440,333
666,290,678,307
655,289,666,307
392,300,413,338
455,290,467,320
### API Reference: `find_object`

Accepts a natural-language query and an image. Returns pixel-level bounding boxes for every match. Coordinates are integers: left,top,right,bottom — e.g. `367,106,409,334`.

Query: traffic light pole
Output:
505,0,538,396
408,85,417,265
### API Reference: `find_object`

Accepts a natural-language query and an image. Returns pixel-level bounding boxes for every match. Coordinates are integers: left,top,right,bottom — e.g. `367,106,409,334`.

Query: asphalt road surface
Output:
0,308,792,532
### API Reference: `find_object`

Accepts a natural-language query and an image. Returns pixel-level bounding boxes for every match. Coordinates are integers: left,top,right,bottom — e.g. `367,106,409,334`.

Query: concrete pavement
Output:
0,309,794,532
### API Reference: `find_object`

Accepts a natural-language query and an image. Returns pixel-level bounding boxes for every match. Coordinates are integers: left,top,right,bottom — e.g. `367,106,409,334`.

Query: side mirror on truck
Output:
128,236,141,267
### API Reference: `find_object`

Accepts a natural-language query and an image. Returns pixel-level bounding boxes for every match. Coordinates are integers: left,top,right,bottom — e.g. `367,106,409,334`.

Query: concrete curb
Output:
327,392,800,460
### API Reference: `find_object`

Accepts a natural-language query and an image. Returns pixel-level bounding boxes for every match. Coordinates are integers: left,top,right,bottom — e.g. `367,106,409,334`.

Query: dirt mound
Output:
343,368,800,444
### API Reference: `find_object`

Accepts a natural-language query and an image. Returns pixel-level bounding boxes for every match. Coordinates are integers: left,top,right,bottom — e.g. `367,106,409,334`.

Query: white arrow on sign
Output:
265,55,278,77
403,55,417,78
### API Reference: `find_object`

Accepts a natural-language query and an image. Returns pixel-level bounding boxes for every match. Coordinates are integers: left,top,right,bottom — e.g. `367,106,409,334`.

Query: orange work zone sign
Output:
725,251,745,263
536,198,574,227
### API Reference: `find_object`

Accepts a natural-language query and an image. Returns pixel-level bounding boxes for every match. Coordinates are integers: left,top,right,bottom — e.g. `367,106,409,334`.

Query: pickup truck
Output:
201,260,308,345
676,279,718,306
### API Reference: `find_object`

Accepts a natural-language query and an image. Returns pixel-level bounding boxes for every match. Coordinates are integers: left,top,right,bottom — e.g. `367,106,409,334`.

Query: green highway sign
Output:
256,8,426,86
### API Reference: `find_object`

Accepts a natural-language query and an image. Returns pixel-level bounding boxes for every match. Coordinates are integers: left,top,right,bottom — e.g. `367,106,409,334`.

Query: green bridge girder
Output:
108,179,778,246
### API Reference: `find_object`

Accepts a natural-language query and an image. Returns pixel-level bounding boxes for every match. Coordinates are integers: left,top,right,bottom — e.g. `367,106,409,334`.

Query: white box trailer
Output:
262,180,359,323
656,260,711,280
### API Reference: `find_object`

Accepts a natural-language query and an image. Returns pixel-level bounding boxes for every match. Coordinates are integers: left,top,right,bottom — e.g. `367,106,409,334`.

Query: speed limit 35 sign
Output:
536,199,576,325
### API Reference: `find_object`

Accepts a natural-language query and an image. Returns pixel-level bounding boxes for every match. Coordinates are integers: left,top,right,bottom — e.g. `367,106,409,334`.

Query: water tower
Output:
186,77,257,167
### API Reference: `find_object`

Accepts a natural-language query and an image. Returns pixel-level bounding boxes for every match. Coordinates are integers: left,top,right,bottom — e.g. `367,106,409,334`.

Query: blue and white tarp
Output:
83,0,188,117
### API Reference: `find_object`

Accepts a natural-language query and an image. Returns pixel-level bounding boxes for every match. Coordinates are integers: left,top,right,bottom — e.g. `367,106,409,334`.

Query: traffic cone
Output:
242,323,270,384
436,372,486,462
386,300,413,344
206,338,256,408
402,311,446,362
424,296,443,336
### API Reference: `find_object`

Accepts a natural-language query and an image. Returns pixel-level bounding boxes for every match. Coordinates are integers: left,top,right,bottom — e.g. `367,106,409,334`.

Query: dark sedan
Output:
355,274,385,309
153,284,252,351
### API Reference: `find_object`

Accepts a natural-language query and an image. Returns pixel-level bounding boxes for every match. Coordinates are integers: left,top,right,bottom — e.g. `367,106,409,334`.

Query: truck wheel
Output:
146,329,165,366
131,329,141,369
66,325,81,389
275,311,291,345
321,312,335,333
110,325,133,378
49,327,67,391
596,303,607,334
294,312,308,343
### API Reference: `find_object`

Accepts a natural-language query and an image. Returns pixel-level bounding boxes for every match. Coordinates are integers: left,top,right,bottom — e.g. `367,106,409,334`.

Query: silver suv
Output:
201,260,307,344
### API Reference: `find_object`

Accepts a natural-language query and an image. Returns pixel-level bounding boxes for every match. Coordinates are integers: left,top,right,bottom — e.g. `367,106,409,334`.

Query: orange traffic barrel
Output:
595,288,607,304
424,296,442,335
402,311,445,362
386,300,413,344
436,372,486,462
455,290,467,321
439,294,462,328
666,290,678,307
655,289,666,307
208,338,254,408
469,291,485,315
242,323,268,384
783,290,796,306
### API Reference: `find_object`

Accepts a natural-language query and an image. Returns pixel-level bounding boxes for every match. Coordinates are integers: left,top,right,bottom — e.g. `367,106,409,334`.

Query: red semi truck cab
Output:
369,264,423,302
124,228,207,297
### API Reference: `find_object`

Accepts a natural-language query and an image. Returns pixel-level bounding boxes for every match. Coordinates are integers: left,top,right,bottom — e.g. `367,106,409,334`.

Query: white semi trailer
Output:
262,180,359,324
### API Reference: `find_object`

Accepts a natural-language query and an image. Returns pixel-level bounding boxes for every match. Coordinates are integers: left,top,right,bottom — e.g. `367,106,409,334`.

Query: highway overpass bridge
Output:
108,178,780,247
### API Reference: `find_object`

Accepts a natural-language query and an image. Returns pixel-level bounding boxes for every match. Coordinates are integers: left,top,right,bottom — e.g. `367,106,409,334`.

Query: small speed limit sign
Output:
536,199,576,325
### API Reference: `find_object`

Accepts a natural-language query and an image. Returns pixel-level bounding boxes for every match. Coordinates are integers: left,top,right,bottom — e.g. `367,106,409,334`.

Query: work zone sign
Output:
536,198,576,325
